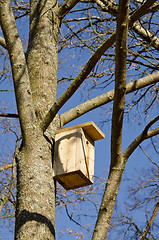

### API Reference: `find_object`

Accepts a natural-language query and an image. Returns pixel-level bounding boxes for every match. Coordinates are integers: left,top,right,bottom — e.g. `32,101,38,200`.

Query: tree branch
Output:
40,0,159,132
140,201,159,240
0,112,19,118
60,71,159,126
131,22,159,50
40,33,116,132
110,0,129,168
95,0,159,50
147,2,159,12
0,158,15,213
123,115,159,161
0,36,7,49
129,0,158,25
92,1,130,239
0,136,20,212
139,145,159,169
58,0,80,20
0,0,36,144
0,163,16,172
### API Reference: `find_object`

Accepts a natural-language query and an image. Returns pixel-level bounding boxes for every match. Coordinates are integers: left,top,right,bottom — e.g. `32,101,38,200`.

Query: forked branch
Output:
40,33,116,132
95,0,159,50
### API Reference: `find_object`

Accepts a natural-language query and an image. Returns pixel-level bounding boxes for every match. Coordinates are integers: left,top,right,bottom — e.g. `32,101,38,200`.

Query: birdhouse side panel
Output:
81,131,95,183
74,128,86,172
78,130,89,179
86,136,94,183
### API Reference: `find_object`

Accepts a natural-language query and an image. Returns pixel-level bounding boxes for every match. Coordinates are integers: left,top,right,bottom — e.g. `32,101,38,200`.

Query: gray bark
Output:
92,0,130,238
13,0,60,238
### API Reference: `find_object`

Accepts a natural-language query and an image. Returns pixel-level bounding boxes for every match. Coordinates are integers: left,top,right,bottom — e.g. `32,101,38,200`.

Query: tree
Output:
0,0,159,239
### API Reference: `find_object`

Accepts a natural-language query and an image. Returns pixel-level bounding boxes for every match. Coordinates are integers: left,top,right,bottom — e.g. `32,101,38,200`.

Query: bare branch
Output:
0,0,36,144
40,33,116,132
144,115,159,133
0,112,19,118
58,0,80,20
92,1,130,239
145,127,159,139
110,0,129,167
0,36,7,49
0,163,16,172
123,115,159,161
148,2,159,12
139,145,159,170
131,22,159,50
0,89,14,92
60,71,159,126
40,0,159,132
0,156,17,213
0,136,20,212
95,0,159,50
129,0,158,25
61,200,88,230
140,201,159,240
0,135,21,213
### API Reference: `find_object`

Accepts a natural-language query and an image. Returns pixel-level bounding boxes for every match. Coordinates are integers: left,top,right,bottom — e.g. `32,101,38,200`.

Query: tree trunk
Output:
15,0,60,239
92,162,125,240
15,131,57,239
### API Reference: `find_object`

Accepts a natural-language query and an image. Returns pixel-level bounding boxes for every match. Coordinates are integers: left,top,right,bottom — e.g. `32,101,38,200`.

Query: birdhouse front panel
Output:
53,121,105,190
53,127,95,190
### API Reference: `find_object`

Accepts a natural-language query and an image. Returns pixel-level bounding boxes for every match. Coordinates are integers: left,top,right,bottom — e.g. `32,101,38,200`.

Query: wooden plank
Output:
54,170,93,190
55,121,105,141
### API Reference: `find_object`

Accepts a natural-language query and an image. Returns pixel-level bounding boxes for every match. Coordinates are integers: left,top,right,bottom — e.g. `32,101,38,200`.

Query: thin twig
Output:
0,113,19,118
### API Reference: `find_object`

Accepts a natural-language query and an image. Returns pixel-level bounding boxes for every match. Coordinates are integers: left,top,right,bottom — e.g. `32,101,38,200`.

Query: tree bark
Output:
14,0,60,239
26,0,59,120
92,0,130,238
92,163,125,240
15,130,57,240
140,201,159,240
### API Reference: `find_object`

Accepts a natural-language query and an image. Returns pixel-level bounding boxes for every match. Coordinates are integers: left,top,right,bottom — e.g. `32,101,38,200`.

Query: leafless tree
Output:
0,0,159,239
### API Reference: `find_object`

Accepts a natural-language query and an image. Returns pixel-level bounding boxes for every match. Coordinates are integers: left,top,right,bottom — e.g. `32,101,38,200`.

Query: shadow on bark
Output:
16,209,55,235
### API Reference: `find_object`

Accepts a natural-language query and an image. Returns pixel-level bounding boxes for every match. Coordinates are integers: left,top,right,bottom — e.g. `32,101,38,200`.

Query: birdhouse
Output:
53,121,105,190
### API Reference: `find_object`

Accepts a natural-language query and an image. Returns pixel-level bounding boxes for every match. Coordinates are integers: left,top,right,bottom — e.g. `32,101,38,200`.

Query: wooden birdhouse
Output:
53,121,105,190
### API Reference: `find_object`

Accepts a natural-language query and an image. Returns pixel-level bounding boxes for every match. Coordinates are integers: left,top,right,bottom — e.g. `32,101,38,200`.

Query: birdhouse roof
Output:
55,121,105,141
